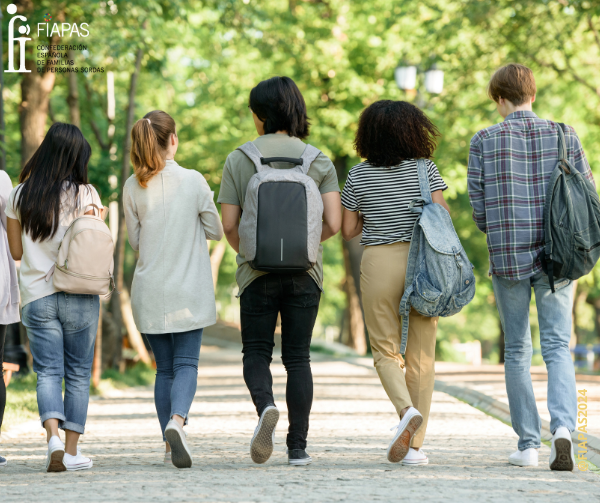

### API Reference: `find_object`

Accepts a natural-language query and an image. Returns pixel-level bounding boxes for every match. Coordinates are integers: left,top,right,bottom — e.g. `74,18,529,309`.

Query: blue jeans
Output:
144,329,203,441
493,272,576,450
22,293,99,434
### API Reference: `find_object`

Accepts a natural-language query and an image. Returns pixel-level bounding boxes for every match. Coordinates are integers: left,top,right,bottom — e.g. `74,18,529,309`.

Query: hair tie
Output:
145,118,151,124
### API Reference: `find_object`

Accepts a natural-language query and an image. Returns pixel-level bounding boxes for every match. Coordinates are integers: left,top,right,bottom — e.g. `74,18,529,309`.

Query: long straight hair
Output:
16,122,92,242
130,110,177,187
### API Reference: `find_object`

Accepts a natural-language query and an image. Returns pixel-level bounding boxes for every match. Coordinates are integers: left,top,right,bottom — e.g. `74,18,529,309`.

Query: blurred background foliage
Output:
2,0,600,364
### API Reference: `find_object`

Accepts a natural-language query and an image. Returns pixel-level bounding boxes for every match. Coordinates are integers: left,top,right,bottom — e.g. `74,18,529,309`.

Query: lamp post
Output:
394,61,444,106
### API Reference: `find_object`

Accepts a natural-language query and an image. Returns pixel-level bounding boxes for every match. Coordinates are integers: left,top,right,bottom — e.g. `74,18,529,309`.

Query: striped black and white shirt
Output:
341,159,448,246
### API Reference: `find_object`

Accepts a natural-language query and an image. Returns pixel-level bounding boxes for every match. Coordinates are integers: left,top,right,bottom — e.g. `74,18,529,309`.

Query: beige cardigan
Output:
123,160,224,334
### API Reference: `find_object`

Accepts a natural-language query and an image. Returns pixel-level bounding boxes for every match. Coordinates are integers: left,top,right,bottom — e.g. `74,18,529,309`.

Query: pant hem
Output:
39,411,66,428
519,444,541,451
60,420,85,434
171,412,189,426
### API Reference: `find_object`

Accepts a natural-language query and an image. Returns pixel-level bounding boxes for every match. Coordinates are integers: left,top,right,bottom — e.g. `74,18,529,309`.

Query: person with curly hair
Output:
341,100,449,466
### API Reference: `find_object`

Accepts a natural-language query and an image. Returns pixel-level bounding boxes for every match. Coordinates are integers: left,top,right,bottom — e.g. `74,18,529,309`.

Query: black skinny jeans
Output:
241,272,321,451
0,325,6,432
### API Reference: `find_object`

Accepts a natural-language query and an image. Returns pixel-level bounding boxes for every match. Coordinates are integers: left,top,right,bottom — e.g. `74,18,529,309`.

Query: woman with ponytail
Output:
123,110,223,469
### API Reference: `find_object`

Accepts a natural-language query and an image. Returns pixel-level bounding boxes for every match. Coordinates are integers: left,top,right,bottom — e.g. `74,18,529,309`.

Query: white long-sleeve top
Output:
123,159,224,334
0,171,20,325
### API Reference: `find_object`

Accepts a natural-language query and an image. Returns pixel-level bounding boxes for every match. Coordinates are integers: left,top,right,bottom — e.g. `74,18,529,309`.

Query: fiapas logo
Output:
6,3,31,73
4,4,91,74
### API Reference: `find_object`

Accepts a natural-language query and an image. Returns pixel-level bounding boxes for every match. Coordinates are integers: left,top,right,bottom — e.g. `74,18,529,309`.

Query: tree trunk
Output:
210,240,227,290
66,50,80,128
109,47,144,368
92,303,102,388
572,280,588,347
20,54,59,166
334,154,368,354
342,238,367,355
586,295,600,345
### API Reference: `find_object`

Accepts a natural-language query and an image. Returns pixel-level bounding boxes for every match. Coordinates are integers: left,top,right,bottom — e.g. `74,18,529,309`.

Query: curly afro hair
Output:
354,100,440,166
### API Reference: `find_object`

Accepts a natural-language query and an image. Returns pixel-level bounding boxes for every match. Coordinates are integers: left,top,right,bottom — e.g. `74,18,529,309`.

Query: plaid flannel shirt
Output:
468,111,594,280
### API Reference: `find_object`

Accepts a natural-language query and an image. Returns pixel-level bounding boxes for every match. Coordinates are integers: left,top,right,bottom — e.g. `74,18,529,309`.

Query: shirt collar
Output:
505,110,538,121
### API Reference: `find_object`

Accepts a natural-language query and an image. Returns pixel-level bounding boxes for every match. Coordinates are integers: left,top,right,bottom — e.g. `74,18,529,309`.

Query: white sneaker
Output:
508,448,538,467
63,450,93,471
250,405,279,464
164,452,173,466
46,436,66,472
401,447,429,466
387,407,423,463
550,426,575,471
165,419,192,469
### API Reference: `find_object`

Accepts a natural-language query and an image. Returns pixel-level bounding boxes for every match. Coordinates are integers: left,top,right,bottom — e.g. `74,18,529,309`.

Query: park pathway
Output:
1,336,599,502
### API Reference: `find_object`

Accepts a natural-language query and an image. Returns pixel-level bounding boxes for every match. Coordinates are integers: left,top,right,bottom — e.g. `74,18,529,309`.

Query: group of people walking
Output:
0,63,589,473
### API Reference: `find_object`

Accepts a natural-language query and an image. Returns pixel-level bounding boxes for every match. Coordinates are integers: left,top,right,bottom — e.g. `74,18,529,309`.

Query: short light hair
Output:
488,64,537,106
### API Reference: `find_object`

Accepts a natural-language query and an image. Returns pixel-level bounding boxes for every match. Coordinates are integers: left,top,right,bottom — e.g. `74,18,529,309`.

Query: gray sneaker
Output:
288,449,312,466
250,405,279,464
165,420,192,469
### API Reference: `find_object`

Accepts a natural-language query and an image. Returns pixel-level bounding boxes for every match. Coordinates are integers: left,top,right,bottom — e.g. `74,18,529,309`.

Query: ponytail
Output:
130,110,177,188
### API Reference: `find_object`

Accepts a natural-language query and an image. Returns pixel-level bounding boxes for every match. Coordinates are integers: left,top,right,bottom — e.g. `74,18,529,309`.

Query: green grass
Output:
98,362,155,389
2,363,156,432
3,373,39,430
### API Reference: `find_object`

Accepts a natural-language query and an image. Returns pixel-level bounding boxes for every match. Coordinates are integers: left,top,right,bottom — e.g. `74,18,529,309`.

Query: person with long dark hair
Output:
341,101,449,466
0,169,20,469
124,111,223,468
219,76,341,466
5,123,102,472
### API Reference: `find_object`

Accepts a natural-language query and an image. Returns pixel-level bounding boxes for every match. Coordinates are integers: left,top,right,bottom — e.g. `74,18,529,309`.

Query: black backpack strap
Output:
236,142,267,172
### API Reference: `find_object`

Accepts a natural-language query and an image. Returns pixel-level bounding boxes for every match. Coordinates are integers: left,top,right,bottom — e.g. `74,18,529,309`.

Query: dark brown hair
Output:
249,76,310,139
488,64,537,106
130,110,177,187
354,100,440,166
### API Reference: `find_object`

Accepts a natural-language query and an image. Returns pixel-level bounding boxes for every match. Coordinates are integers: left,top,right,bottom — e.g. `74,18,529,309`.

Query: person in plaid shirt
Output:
468,64,593,471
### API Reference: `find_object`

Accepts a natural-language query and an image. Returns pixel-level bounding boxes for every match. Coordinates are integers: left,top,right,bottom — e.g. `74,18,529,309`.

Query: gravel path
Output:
1,341,599,502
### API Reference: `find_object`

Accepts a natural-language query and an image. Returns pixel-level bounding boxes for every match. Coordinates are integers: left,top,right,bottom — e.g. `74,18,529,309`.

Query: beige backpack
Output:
47,204,116,297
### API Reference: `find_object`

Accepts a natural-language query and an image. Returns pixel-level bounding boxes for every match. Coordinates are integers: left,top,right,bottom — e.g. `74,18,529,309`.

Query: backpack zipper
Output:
55,263,112,281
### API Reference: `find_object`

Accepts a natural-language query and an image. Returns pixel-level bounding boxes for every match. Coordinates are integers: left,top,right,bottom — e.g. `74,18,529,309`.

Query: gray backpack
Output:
237,141,323,273
541,123,600,292
398,159,476,354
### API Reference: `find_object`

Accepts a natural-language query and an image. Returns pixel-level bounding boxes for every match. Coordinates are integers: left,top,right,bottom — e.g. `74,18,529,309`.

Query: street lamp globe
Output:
394,64,417,90
424,64,444,94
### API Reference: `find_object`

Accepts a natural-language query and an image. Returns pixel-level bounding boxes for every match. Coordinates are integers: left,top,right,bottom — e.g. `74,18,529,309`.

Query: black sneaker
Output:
0,455,7,468
288,449,312,466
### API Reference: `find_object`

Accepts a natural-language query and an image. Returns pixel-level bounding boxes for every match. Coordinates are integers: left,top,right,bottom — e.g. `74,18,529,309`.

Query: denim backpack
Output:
541,123,600,293
398,159,476,354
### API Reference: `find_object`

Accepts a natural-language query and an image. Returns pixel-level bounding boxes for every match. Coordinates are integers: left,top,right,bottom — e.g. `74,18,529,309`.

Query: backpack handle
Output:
260,157,303,166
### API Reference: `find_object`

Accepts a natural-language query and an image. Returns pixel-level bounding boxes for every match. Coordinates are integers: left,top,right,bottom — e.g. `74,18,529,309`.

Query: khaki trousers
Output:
360,242,438,448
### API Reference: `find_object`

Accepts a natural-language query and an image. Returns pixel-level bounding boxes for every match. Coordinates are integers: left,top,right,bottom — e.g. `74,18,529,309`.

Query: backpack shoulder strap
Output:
417,158,432,205
298,144,322,175
237,142,267,172
557,123,568,163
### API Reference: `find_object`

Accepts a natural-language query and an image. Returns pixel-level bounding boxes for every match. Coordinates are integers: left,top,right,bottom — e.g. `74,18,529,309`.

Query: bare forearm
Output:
224,228,240,253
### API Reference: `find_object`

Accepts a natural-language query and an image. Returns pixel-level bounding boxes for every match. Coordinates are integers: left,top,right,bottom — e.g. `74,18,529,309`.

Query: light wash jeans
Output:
144,329,203,441
492,272,576,450
22,293,99,434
